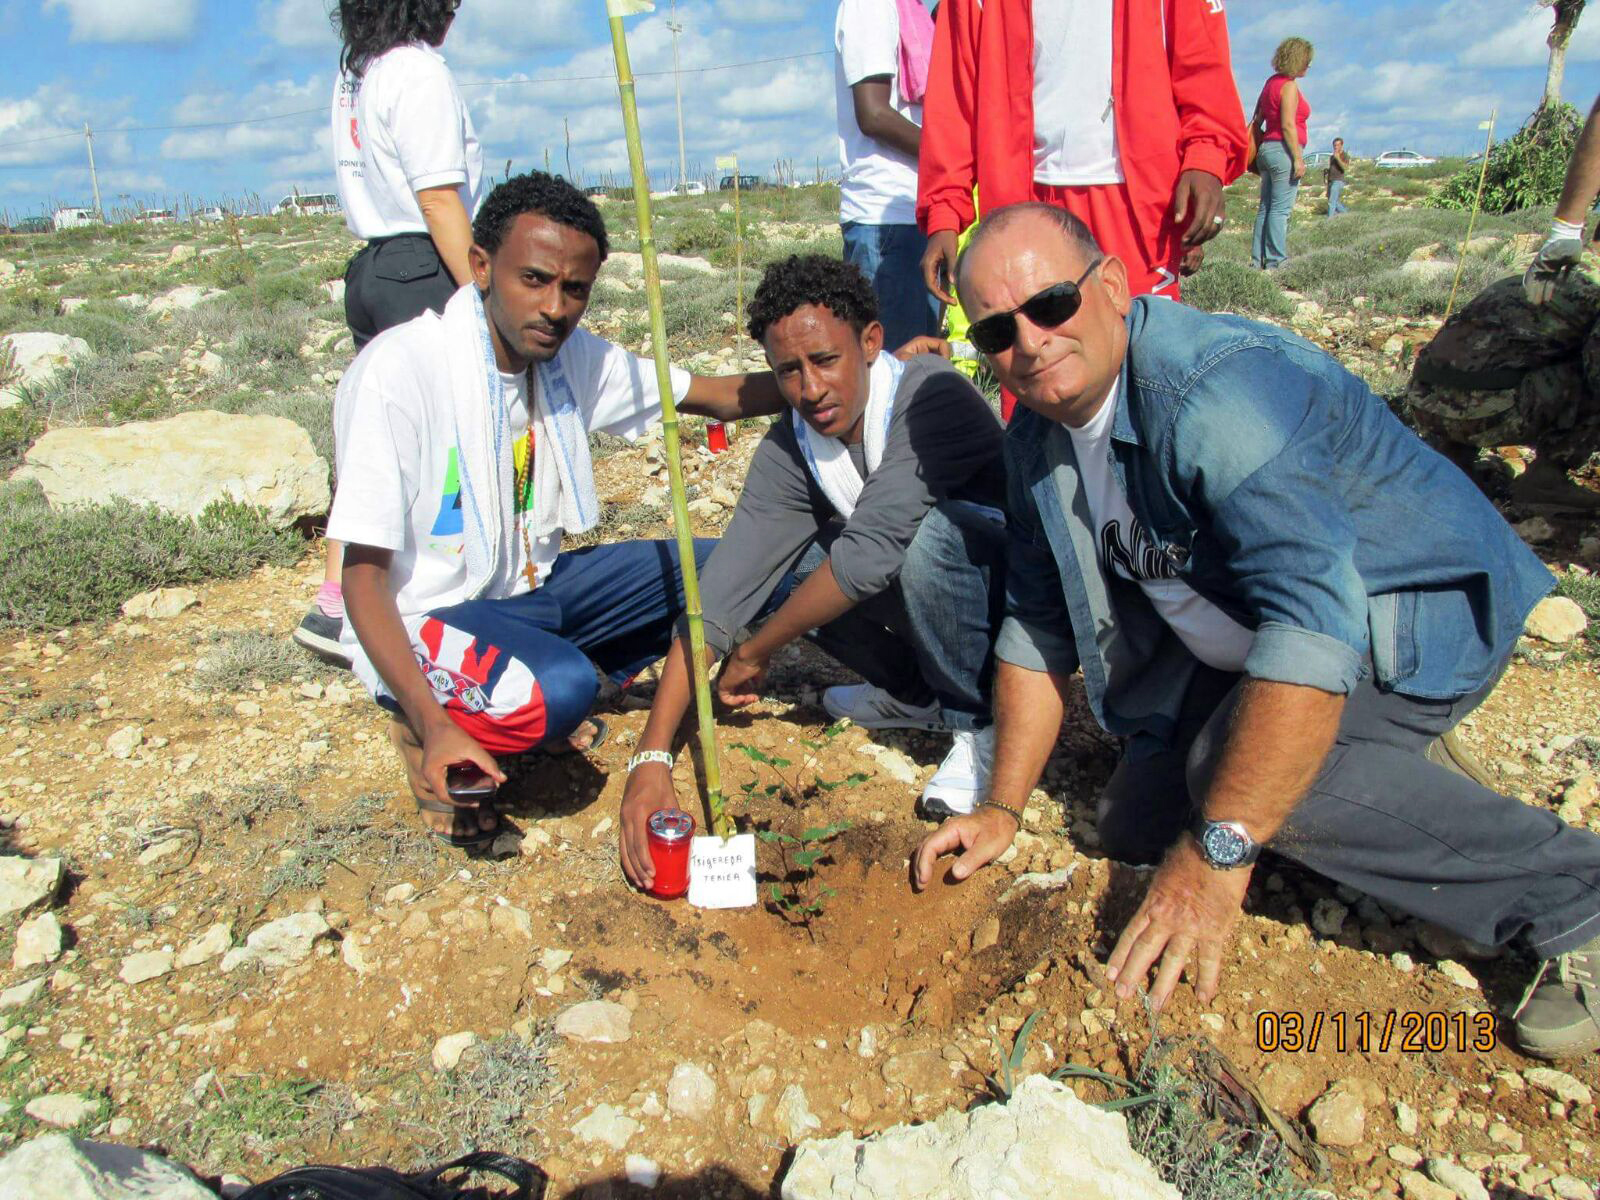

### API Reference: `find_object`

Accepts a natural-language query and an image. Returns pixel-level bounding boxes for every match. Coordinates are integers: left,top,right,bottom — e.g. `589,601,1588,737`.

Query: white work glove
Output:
1524,218,1587,305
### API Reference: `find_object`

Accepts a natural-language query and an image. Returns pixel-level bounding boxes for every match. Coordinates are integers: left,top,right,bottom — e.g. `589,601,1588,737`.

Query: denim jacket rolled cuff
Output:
996,615,1079,676
1244,621,1364,695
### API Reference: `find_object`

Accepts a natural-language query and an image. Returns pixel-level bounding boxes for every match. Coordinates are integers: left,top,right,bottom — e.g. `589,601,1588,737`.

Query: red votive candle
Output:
706,420,729,454
647,809,695,899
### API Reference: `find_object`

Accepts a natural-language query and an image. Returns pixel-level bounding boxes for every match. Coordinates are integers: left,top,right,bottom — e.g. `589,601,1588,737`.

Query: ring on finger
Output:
1212,215,1224,225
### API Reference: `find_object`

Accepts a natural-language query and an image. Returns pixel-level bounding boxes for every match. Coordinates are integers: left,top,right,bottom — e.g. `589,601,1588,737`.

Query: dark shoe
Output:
1512,932,1600,1060
1510,460,1600,512
293,606,352,668
1425,728,1495,789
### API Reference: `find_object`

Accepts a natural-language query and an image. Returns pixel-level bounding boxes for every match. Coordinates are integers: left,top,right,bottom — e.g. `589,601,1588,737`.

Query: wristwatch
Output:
1189,814,1261,869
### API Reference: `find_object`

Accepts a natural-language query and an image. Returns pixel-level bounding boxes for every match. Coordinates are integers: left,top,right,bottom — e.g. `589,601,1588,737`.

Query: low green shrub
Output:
1436,102,1580,214
1181,259,1294,319
0,480,303,630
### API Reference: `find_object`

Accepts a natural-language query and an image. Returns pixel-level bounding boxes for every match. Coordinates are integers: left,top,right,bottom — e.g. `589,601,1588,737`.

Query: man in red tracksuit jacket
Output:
918,0,1248,405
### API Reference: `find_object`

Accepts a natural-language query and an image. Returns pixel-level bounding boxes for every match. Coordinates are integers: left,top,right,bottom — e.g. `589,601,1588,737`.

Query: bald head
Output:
956,203,1102,297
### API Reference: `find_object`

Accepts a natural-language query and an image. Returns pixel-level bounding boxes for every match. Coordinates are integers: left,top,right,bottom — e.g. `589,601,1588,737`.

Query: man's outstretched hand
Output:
1173,170,1226,246
1106,835,1251,1011
715,645,770,708
911,806,1018,890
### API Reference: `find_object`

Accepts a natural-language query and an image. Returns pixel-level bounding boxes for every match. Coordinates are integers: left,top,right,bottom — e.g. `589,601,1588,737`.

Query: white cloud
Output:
1458,3,1600,68
713,0,803,25
42,0,199,43
258,0,336,51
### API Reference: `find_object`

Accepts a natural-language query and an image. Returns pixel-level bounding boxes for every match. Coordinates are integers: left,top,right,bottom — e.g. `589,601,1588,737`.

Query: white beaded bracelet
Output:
627,750,676,773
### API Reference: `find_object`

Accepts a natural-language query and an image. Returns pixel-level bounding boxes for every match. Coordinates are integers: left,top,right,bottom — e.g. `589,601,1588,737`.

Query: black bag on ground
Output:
232,1150,546,1200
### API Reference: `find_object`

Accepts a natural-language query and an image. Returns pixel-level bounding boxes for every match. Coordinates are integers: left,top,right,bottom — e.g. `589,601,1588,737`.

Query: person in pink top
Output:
1250,37,1313,270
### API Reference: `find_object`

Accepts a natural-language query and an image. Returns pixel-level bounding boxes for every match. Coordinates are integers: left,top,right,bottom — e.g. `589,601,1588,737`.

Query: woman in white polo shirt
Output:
331,0,485,346
300,0,487,661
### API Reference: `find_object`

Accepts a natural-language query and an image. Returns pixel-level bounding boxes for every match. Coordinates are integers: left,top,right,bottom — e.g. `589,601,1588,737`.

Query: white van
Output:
275,193,341,217
52,207,98,230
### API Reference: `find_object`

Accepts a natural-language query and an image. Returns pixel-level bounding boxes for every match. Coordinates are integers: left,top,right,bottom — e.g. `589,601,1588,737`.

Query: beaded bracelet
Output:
979,799,1023,827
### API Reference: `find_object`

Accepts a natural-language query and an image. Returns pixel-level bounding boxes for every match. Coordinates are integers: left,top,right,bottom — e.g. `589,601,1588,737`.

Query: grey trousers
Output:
1097,658,1600,957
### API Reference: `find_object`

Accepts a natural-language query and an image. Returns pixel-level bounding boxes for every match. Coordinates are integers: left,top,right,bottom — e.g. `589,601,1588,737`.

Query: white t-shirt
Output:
326,312,690,695
1030,0,1124,186
834,0,922,225
1066,387,1253,673
332,42,486,242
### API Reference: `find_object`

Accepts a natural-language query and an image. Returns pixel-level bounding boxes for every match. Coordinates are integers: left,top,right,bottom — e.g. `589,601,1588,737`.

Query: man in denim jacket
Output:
913,202,1600,1060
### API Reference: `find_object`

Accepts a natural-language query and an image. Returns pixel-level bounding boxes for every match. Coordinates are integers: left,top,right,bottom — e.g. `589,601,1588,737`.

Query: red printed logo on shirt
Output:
350,117,361,151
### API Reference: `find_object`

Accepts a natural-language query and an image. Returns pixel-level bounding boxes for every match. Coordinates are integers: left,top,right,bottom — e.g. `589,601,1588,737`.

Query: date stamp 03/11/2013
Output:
1256,1009,1499,1055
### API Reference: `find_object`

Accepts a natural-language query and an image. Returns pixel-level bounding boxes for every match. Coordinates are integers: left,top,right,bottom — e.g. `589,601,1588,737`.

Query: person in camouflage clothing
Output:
1409,90,1600,511
1407,255,1600,510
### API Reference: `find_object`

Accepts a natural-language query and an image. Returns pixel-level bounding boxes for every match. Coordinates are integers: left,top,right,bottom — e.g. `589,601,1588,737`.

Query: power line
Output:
0,49,830,155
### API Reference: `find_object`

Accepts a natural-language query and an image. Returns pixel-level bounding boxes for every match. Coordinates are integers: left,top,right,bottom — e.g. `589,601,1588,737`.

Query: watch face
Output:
1202,823,1248,867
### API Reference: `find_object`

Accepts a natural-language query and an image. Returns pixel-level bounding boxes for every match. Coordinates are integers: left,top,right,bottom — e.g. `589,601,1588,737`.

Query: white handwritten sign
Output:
688,834,757,909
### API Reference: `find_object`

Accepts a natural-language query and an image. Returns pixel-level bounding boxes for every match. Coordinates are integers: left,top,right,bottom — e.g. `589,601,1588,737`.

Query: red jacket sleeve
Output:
1166,0,1248,184
916,0,979,235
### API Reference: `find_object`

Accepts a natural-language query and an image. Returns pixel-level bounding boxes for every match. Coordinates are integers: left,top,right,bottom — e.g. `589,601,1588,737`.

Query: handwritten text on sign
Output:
688,834,757,909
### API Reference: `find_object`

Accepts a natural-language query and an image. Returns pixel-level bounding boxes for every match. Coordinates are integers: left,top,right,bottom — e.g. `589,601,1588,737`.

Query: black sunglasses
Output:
966,258,1102,355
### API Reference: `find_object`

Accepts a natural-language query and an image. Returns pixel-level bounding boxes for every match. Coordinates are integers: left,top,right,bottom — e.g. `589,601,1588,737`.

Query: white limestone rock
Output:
0,1133,216,1199
0,333,92,410
780,1075,1177,1199
554,1000,631,1044
666,1062,717,1122
219,912,330,972
16,410,330,529
12,913,64,968
0,857,63,921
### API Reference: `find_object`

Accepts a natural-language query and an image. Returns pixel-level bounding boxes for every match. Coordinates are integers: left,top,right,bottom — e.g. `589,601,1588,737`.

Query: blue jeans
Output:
1251,140,1300,268
1326,178,1347,217
787,501,1006,730
842,221,942,352
1099,654,1600,957
382,539,715,754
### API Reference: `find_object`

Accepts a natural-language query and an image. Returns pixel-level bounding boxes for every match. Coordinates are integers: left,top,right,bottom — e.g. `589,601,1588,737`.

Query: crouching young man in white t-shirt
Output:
327,172,785,846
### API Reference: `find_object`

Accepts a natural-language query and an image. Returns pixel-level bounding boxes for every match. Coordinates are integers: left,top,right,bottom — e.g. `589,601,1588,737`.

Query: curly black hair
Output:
335,0,459,78
747,254,879,344
471,171,610,262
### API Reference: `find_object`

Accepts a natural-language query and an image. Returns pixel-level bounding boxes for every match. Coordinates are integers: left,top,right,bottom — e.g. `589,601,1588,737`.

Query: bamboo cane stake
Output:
606,4,729,839
1445,108,1497,323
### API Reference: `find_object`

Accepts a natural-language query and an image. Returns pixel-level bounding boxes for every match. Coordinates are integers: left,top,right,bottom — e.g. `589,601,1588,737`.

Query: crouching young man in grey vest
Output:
620,255,1009,888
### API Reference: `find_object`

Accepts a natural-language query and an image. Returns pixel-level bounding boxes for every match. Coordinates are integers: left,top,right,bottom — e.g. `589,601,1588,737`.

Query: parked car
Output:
195,205,235,223
718,174,764,191
1375,150,1438,169
52,207,99,230
673,180,707,197
132,209,175,225
13,216,52,234
1302,150,1332,169
274,193,341,217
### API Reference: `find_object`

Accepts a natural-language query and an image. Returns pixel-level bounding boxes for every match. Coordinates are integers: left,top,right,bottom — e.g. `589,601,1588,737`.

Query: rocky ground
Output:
0,177,1597,1198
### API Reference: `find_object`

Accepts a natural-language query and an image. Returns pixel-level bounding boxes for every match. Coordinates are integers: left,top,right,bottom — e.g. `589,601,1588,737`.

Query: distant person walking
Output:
833,0,941,351
1249,37,1313,269
1326,137,1350,217
298,0,486,664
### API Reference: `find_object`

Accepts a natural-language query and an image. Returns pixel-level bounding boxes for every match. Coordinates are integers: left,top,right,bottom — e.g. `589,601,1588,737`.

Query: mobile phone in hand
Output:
445,763,497,804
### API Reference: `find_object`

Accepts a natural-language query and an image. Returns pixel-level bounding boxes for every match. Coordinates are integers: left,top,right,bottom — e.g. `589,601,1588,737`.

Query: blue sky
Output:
2,0,1599,220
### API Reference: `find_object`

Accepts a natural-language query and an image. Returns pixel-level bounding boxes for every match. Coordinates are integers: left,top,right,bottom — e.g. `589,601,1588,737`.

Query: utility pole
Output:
83,123,102,220
667,1,688,192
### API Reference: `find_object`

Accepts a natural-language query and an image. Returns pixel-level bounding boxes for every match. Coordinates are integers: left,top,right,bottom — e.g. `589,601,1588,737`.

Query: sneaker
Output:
293,606,353,668
1424,728,1495,789
822,684,944,732
1512,931,1600,1060
917,727,995,821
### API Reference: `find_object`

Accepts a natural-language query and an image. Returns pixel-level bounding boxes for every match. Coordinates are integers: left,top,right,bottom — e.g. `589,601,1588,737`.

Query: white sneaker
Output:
822,684,945,731
918,727,995,820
